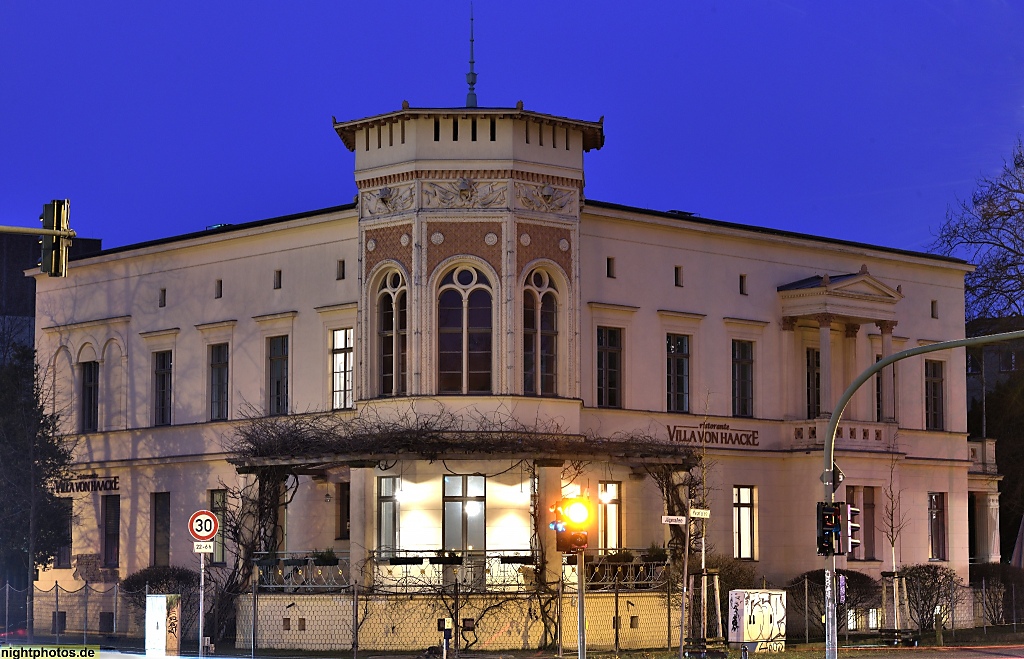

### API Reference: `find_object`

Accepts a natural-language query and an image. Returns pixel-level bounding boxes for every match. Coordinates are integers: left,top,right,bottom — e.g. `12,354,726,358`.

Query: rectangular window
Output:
81,361,99,432
152,492,170,567
273,270,282,289
597,327,622,408
666,334,690,413
55,498,72,569
1000,347,1024,372
806,348,821,419
930,300,939,319
336,482,351,540
158,288,166,307
733,485,755,560
268,336,289,415
102,494,120,567
925,360,944,430
332,328,354,410
739,275,747,295
378,476,399,555
732,340,754,418
598,482,621,550
214,279,223,299
863,486,876,560
443,475,486,552
337,259,346,280
210,489,226,564
153,351,173,426
209,343,229,421
606,257,616,278
674,266,684,287
928,492,947,560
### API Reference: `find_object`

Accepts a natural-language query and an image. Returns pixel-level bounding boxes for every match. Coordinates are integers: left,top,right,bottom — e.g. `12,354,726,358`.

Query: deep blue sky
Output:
3,2,1023,253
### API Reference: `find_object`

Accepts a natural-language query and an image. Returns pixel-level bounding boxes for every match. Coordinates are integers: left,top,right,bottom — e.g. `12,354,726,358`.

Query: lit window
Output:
733,485,755,560
443,475,486,552
378,477,399,555
598,482,621,550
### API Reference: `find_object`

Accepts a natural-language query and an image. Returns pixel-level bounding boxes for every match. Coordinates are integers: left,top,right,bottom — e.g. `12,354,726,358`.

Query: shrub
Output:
902,563,964,631
786,568,880,635
121,565,201,640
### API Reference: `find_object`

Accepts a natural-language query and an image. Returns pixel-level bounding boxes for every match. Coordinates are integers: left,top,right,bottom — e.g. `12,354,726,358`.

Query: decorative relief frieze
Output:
514,182,577,215
361,184,414,217
422,178,507,209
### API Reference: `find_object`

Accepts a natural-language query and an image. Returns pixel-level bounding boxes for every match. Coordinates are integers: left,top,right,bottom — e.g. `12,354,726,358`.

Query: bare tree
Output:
932,138,1024,320
879,441,910,628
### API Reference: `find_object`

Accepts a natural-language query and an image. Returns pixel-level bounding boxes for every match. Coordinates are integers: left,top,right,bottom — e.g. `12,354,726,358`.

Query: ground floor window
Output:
598,481,621,550
929,492,947,560
443,475,486,552
378,477,399,554
733,485,755,560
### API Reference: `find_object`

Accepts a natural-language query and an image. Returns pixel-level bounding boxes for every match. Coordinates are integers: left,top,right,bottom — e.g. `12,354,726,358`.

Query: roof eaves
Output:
584,200,968,266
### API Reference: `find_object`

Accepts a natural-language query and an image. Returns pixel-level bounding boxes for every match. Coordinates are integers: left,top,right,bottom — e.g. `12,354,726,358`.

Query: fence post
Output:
55,581,60,644
614,570,620,654
453,578,461,659
666,564,672,650
983,577,988,635
352,581,358,659
251,575,257,658
83,581,88,646
804,576,808,644
1014,582,1017,633
113,582,118,635
557,574,563,658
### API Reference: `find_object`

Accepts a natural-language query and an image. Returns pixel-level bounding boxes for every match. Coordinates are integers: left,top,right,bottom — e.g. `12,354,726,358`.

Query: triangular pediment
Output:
777,266,903,322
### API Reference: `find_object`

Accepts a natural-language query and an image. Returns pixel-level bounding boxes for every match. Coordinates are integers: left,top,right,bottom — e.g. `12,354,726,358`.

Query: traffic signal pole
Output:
577,550,586,659
821,328,1024,659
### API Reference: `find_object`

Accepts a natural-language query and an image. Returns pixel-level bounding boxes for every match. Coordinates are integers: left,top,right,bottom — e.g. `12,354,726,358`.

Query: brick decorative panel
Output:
364,224,412,276
425,222,502,275
516,223,572,277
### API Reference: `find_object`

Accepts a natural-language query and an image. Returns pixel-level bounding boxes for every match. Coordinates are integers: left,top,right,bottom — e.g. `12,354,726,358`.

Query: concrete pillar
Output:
877,321,898,422
536,460,564,586
815,314,835,416
975,491,1001,564
349,465,371,587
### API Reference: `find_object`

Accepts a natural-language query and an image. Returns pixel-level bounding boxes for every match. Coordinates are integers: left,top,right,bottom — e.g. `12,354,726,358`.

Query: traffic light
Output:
816,502,843,556
550,497,592,553
41,199,71,277
844,502,861,555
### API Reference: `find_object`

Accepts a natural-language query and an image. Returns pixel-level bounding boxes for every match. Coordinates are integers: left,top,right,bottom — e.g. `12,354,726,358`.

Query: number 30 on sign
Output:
189,510,219,542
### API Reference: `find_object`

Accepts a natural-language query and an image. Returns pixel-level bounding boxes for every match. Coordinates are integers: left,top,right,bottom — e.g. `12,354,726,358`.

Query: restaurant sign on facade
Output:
667,422,760,446
54,475,120,494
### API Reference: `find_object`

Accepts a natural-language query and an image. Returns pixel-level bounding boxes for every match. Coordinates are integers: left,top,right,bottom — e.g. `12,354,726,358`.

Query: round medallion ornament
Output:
366,238,377,252
400,233,410,247
431,232,445,245
484,232,498,246
559,238,570,252
519,233,531,246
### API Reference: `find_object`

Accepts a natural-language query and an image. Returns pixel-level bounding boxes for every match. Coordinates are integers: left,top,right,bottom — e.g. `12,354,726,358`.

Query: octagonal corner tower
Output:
333,105,604,398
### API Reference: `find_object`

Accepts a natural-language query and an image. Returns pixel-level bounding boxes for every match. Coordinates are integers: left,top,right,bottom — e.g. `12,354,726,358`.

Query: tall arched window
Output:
523,269,558,396
438,266,492,394
378,270,407,396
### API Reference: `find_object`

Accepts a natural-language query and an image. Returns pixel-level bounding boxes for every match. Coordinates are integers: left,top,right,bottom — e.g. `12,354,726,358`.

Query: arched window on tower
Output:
523,269,558,396
378,270,407,397
438,266,492,394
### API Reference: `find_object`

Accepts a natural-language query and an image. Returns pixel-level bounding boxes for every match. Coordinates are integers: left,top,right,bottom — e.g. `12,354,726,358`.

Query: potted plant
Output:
642,543,669,563
312,547,338,566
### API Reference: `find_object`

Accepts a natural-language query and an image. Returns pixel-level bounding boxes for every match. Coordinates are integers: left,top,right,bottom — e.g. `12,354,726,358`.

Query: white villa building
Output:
33,100,998,623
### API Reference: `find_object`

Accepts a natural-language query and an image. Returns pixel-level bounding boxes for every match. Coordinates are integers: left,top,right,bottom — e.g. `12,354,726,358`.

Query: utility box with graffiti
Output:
728,589,786,653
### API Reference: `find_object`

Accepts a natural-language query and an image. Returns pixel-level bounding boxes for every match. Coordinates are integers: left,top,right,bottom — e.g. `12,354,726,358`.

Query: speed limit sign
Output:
189,510,219,542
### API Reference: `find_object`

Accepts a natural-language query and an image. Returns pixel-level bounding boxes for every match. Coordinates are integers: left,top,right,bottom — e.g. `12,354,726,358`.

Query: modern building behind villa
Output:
32,100,997,615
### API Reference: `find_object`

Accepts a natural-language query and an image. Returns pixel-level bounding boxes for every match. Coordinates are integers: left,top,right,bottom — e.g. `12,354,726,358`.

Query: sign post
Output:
189,510,219,658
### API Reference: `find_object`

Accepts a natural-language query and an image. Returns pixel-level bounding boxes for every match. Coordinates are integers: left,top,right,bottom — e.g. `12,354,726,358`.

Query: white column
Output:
815,314,835,417
844,324,860,418
978,492,1001,564
877,321,897,422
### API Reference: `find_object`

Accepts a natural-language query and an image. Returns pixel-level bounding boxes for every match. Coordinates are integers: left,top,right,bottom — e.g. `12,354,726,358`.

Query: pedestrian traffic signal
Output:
844,502,861,555
41,199,71,278
817,502,843,556
550,497,592,553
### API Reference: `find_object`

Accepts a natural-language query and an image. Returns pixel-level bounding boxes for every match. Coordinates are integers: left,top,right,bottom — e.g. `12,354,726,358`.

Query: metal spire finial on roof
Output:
466,2,478,107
